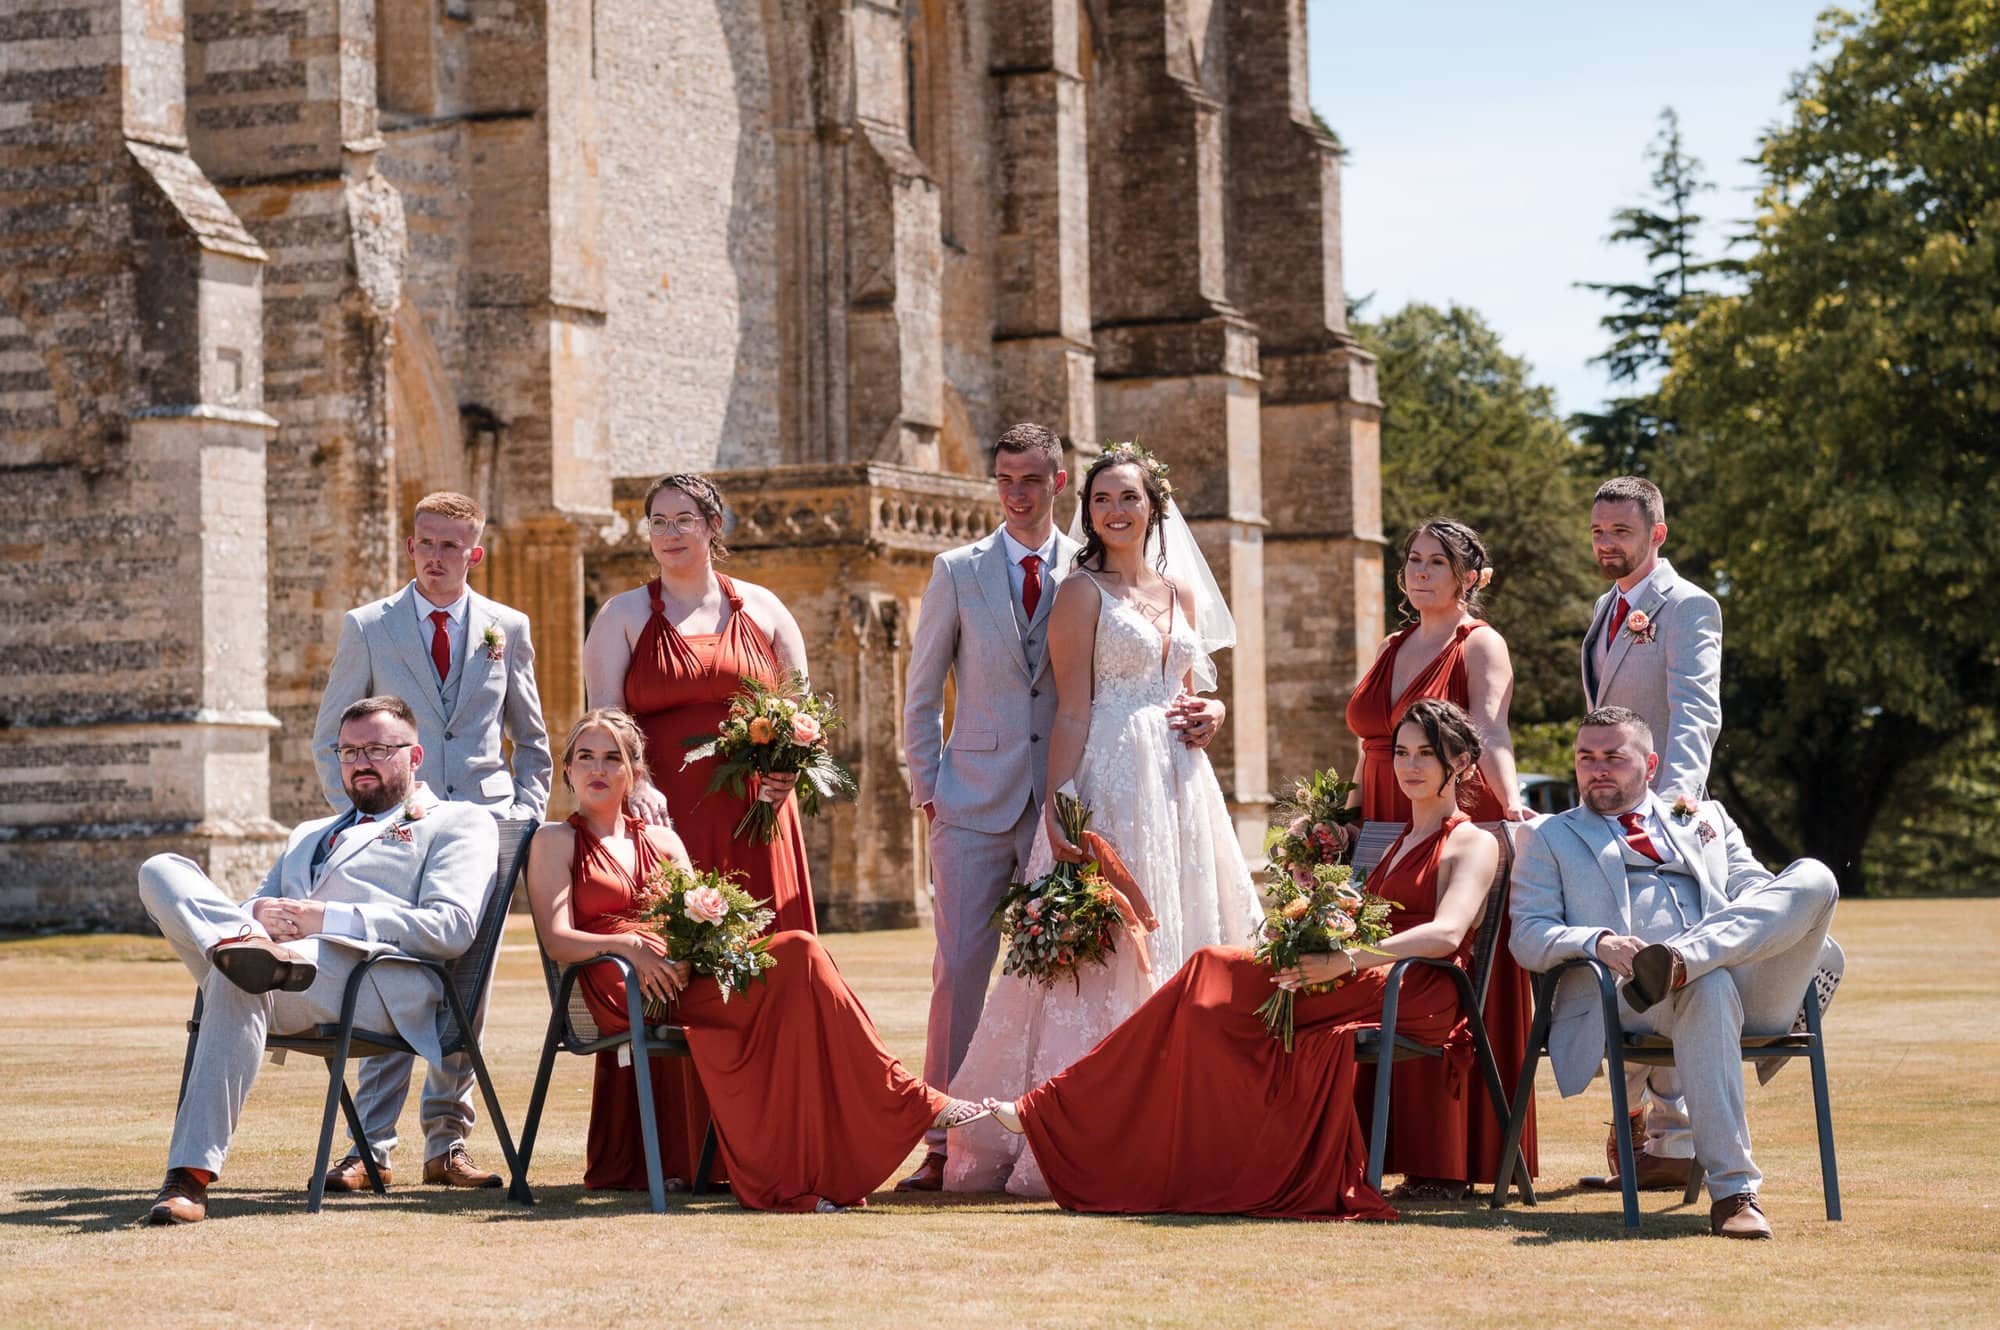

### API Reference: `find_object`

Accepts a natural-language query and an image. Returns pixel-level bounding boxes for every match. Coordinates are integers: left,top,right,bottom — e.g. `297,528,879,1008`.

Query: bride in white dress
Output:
945,448,1263,1197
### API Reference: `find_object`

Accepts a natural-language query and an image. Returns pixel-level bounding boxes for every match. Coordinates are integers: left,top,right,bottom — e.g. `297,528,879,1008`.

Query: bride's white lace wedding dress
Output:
944,571,1263,1197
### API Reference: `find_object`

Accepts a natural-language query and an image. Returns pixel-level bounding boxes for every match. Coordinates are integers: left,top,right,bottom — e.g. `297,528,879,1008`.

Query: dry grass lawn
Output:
2,898,1996,1328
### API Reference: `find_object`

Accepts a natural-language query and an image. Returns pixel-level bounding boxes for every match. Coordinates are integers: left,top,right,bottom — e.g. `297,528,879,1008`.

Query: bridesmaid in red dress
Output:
979,701,1498,1220
525,709,990,1210
581,473,818,1186
1343,517,1538,1197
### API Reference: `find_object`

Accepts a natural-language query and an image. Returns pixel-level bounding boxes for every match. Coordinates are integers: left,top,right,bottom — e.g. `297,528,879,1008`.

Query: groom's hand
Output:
1168,693,1225,749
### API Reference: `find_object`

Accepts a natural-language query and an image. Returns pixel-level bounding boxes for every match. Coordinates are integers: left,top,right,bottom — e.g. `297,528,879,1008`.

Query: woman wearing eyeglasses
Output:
579,473,817,1191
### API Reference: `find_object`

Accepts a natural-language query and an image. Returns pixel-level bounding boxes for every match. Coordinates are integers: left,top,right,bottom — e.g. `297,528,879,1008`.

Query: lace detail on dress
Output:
944,573,1264,1198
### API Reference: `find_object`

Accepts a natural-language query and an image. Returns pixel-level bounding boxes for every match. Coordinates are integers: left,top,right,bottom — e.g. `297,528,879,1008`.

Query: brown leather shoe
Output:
424,1143,502,1188
323,1153,389,1193
210,934,316,995
894,1151,947,1192
144,1169,208,1225
1624,943,1688,1014
1711,1190,1773,1239
1581,1147,1697,1192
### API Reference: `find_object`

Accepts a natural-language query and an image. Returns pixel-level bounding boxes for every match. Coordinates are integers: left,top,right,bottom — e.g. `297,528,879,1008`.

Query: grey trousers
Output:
922,801,1040,1151
1622,857,1839,1202
138,854,399,1178
348,1009,483,1164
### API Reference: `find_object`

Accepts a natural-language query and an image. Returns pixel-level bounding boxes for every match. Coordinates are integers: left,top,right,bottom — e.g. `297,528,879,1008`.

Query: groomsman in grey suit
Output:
1510,707,1840,1239
1581,474,1723,1186
138,696,500,1224
1582,475,1722,797
309,490,549,1191
897,423,1079,1190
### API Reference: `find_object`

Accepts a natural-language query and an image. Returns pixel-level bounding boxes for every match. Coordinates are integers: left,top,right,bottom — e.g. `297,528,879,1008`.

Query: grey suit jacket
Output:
254,784,499,1063
313,583,553,819
1509,795,1772,1096
1581,557,1722,797
904,528,1080,834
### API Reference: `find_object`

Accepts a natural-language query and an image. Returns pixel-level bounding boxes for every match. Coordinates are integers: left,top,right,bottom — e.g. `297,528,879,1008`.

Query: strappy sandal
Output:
981,1098,1024,1136
931,1098,992,1131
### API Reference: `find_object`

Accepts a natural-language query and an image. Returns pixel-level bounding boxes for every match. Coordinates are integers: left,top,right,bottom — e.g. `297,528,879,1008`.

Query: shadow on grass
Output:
0,1184,545,1233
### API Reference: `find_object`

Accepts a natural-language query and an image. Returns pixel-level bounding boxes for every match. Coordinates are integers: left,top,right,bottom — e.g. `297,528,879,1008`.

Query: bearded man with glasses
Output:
136,695,499,1224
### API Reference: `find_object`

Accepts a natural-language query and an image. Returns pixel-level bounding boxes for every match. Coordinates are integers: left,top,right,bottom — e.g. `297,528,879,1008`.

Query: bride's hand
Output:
1044,802,1086,863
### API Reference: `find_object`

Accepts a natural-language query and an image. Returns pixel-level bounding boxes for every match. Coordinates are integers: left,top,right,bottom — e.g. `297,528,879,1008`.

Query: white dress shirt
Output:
414,584,470,680
314,808,394,938
999,527,1059,616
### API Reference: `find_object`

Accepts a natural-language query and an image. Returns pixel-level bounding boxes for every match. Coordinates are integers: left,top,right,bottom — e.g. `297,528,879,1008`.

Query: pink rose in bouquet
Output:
684,885,730,926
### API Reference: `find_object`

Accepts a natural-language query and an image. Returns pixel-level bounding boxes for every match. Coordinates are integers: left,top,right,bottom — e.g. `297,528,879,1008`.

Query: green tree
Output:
1574,107,1740,476
1661,0,2000,894
1354,303,1597,748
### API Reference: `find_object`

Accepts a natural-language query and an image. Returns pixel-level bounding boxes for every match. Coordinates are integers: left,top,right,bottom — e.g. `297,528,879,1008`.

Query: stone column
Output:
584,466,1001,931
990,0,1096,443
1090,0,1271,845
1227,0,1384,786
0,0,284,925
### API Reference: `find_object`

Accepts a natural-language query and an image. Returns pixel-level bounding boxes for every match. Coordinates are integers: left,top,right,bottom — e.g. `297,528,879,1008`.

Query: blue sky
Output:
1306,0,1831,416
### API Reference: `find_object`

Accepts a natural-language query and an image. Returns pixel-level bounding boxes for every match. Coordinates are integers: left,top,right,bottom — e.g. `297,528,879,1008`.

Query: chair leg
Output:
337,1081,387,1194
1365,969,1408,1193
1489,977,1554,1210
511,1008,566,1205
1682,1157,1705,1208
308,1032,356,1214
176,1018,200,1111
1598,975,1641,1232
624,987,667,1215
693,1118,719,1196
1805,1003,1841,1221
444,986,531,1206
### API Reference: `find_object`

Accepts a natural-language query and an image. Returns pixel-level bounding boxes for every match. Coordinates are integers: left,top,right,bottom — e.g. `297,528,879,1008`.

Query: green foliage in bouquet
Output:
632,860,777,1020
991,787,1128,991
1250,862,1394,1052
684,670,857,842
1264,768,1361,889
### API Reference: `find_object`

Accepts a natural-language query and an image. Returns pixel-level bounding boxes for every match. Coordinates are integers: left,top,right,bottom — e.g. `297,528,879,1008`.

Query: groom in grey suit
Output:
1582,474,1724,1183
138,695,499,1224
898,424,1079,1190
1510,707,1840,1239
310,490,549,1191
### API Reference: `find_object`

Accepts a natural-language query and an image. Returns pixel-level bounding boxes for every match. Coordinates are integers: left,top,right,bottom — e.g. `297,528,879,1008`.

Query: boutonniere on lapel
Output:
1622,609,1658,645
1670,794,1699,823
479,625,506,662
383,795,426,844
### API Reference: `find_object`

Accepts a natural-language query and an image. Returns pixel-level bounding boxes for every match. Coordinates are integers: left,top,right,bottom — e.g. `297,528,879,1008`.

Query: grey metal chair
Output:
1486,956,1840,1230
176,817,538,1213
512,863,718,1214
1348,820,1535,1200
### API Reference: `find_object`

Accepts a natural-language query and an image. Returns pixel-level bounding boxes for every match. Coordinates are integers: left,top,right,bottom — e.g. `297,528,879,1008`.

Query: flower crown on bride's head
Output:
1096,441,1175,502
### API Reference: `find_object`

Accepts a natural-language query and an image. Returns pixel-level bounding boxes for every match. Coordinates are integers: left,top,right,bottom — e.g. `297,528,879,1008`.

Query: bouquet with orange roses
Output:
1250,862,1394,1051
683,671,856,843
991,784,1156,991
630,861,776,1020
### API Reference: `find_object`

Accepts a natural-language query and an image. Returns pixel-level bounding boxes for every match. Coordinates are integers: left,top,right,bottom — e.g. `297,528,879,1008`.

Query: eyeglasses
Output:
646,514,707,536
333,743,416,764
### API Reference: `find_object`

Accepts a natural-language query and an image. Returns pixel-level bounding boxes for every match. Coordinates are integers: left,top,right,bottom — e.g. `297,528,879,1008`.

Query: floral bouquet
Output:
1250,862,1394,1052
1263,767,1362,890
630,861,778,1020
991,783,1156,991
683,671,857,843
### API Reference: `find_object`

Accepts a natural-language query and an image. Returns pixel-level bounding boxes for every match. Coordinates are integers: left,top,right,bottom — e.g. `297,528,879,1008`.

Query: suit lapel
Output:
1025,535,1070,637
385,584,449,724
973,533,1033,680
447,592,499,732
1581,589,1614,703
1566,810,1634,935
1599,573,1668,693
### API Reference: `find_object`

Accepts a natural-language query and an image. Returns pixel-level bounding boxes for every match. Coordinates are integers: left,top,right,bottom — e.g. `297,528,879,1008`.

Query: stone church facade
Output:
0,0,1382,929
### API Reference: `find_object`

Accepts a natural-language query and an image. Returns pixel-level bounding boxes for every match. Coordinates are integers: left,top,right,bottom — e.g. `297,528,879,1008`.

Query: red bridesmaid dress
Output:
1344,620,1538,1185
569,815,942,1209
1012,817,1473,1220
620,572,819,1183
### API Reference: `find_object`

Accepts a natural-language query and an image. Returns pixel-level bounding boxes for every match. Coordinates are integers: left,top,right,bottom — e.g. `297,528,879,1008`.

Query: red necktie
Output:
1607,595,1631,641
428,609,451,682
1020,553,1043,620
1618,811,1663,863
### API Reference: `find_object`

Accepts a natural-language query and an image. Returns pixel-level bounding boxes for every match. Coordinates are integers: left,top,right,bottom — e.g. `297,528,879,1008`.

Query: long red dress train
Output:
621,573,818,1184
569,816,942,1209
1014,818,1472,1220
1344,620,1538,1184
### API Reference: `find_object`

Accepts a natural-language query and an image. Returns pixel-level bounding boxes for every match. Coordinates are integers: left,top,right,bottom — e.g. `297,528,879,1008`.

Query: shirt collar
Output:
1000,526,1058,567
414,584,470,623
1614,562,1663,606
1601,789,1661,830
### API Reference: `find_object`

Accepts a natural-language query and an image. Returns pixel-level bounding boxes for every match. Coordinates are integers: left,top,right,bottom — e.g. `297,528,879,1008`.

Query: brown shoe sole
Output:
145,1200,205,1225
212,941,316,995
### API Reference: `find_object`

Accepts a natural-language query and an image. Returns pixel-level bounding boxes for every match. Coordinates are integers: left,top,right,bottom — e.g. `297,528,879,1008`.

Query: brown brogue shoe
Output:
423,1143,502,1188
210,933,317,995
1710,1191,1773,1239
1581,1147,1697,1192
894,1151,947,1192
1624,943,1688,1014
323,1154,389,1193
144,1169,208,1225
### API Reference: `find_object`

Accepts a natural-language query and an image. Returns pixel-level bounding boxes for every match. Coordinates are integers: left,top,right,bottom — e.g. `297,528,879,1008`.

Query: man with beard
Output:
1579,475,1723,1192
135,695,498,1224
1509,708,1840,1240
311,490,548,1192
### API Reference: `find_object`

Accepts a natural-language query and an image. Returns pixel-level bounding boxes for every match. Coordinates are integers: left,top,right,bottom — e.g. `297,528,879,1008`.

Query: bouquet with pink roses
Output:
683,670,856,843
1263,767,1361,888
1250,863,1394,1051
631,862,777,1019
